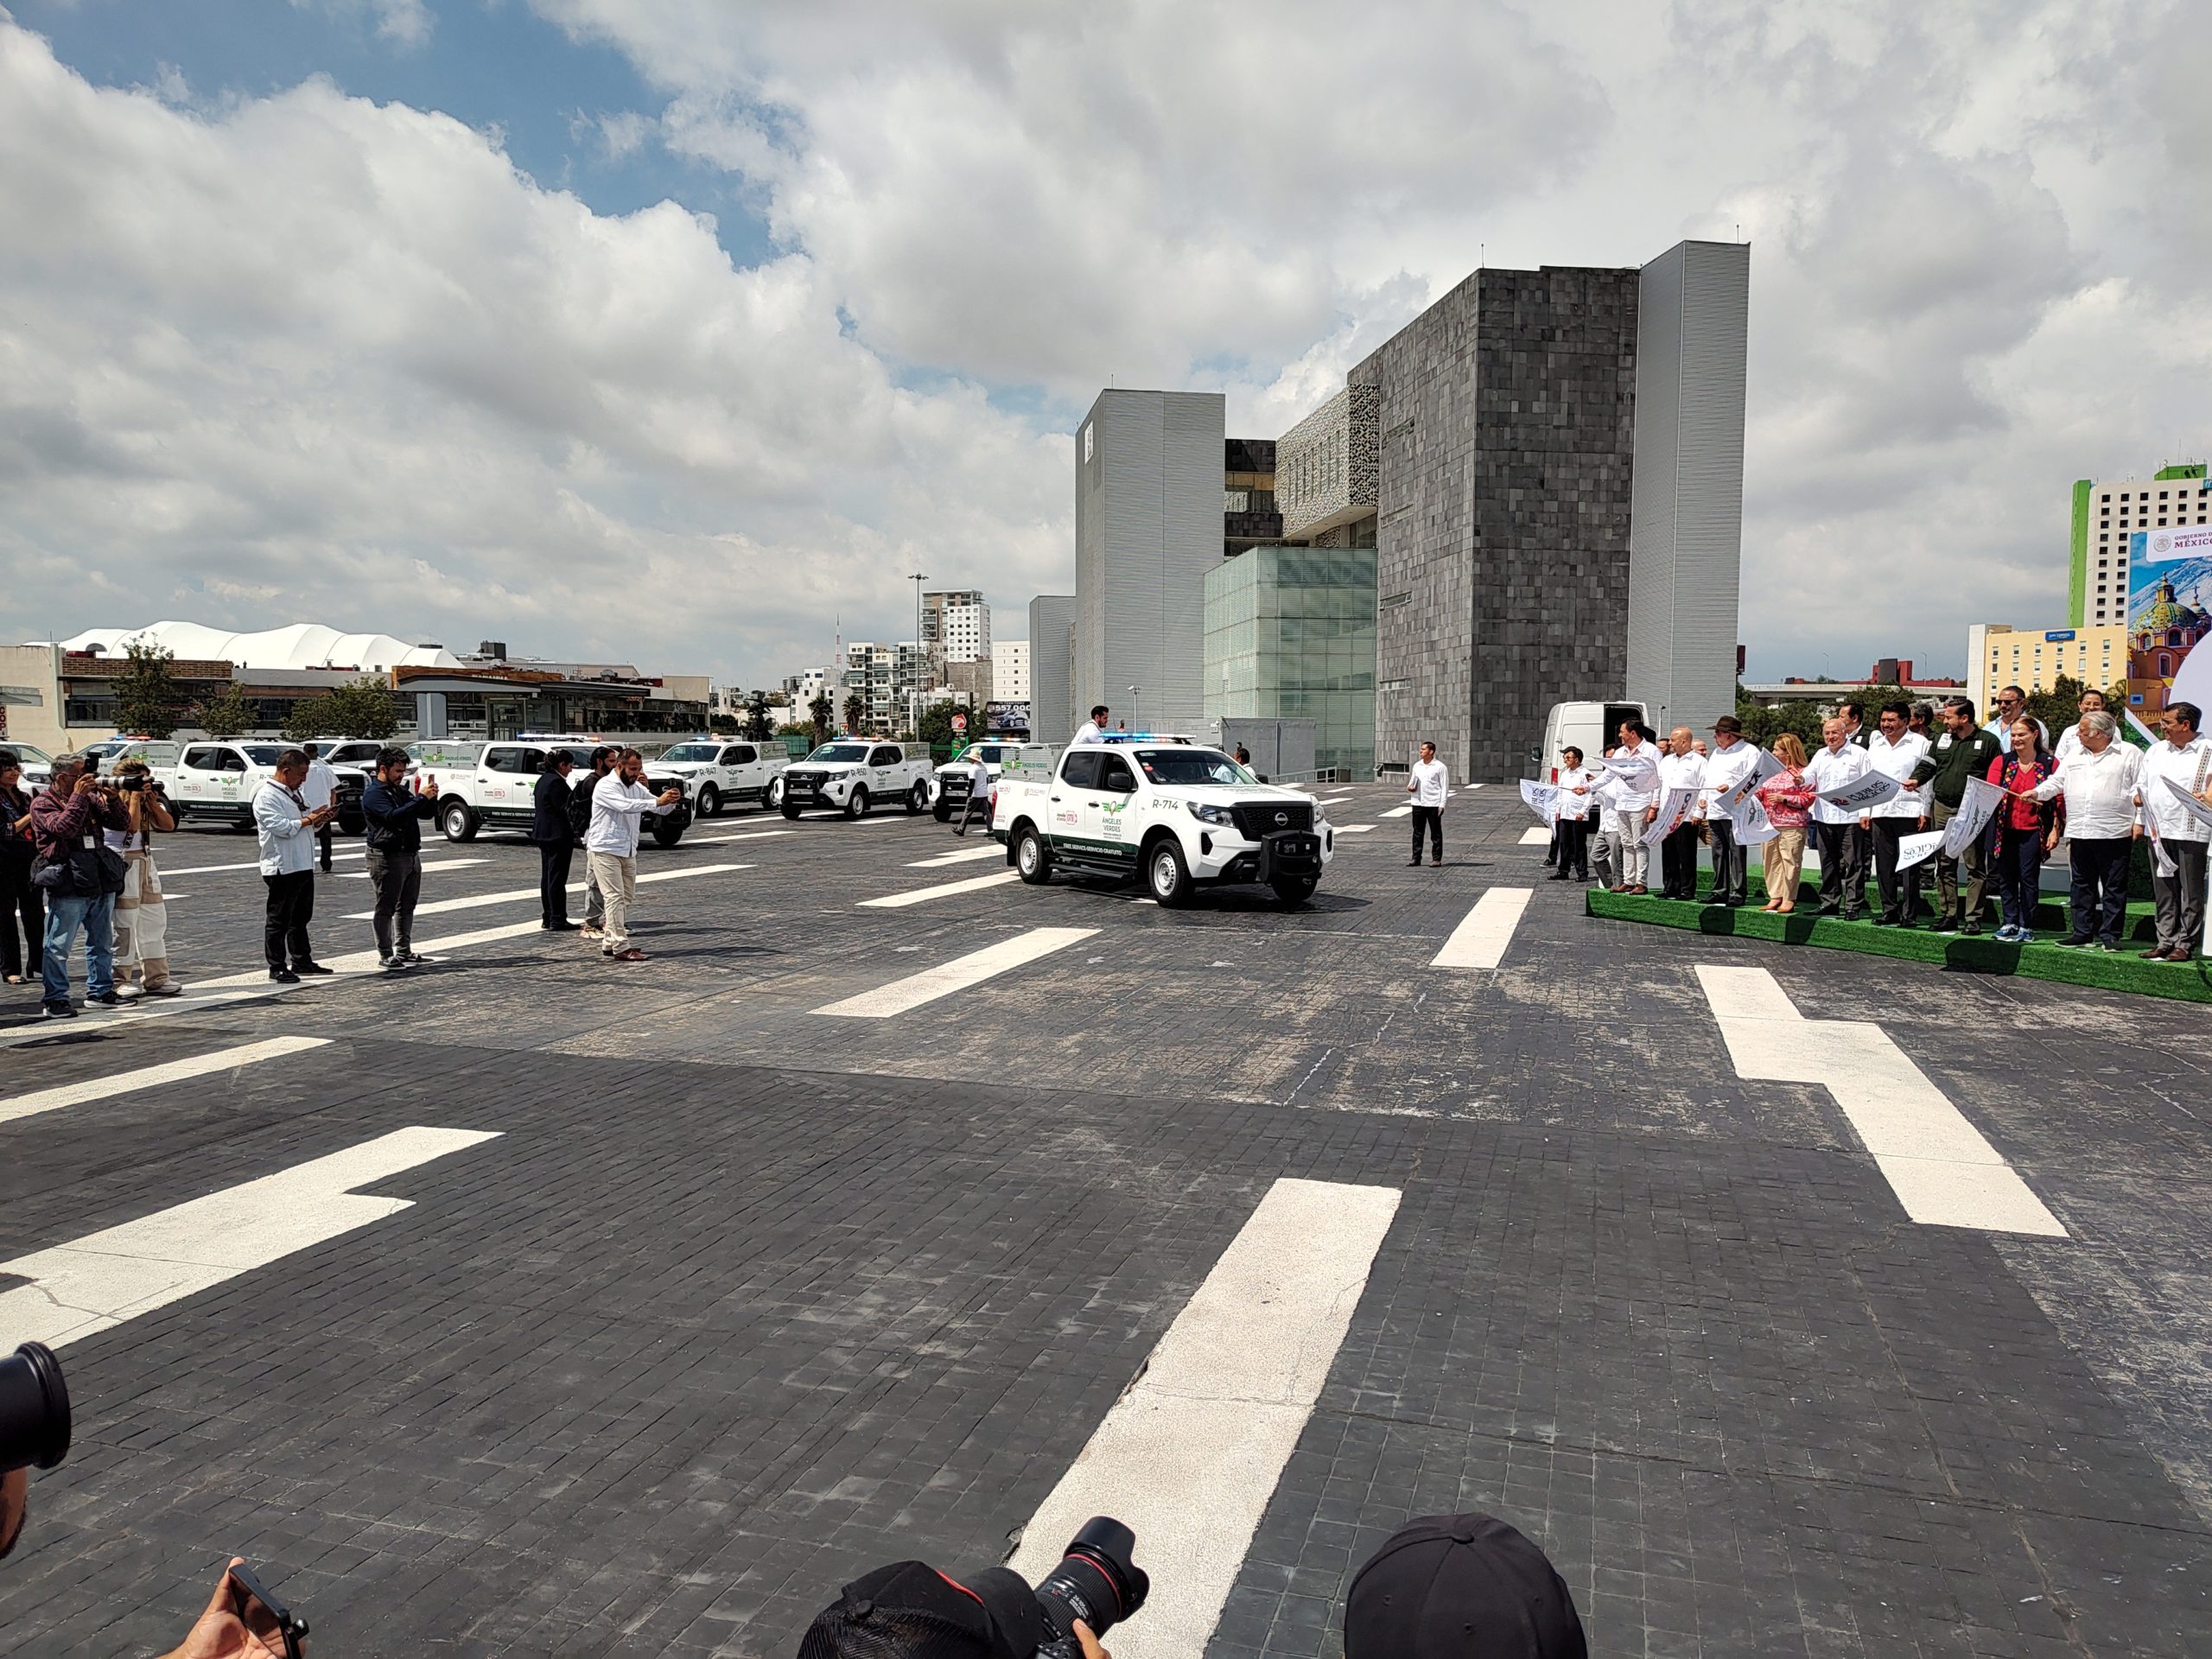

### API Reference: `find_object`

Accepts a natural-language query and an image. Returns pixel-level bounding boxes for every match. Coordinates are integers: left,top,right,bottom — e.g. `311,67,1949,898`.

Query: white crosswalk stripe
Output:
906,845,1005,868
194,919,552,989
158,849,367,877
1431,888,1532,969
344,862,747,919
336,857,486,878
857,870,1020,908
1519,825,1553,844
1697,965,2066,1236
1335,823,1376,834
814,926,1095,1016
1009,1178,1401,1659
0,1127,503,1348
0,1036,330,1126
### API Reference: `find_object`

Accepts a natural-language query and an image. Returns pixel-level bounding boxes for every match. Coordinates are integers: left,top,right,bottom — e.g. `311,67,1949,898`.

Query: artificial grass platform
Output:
1586,879,2212,1005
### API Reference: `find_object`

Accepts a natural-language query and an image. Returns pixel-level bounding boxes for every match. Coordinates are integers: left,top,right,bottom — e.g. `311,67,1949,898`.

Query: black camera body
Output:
1031,1517,1148,1656
0,1343,68,1476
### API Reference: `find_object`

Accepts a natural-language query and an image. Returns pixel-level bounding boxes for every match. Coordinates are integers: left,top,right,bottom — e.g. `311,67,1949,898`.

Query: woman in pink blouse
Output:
1754,733,1815,912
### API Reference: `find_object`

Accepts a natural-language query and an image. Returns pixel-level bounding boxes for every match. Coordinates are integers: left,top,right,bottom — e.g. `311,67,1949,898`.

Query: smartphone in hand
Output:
225,1560,308,1657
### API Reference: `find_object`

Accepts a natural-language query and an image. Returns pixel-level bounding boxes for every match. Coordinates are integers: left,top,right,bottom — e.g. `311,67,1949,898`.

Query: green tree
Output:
747,689,772,741
915,700,971,754
280,676,397,745
841,691,865,734
808,693,832,747
195,683,255,739
111,640,185,738
709,712,741,735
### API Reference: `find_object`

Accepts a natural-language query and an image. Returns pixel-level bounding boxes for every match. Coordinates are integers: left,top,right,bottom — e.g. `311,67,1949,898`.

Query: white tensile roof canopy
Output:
59,621,461,673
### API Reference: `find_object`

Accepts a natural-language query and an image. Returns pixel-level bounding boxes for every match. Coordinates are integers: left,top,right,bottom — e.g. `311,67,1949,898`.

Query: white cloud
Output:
290,0,434,49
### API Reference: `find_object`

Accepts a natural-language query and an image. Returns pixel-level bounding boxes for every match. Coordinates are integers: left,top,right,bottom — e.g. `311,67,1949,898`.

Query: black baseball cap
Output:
1344,1514,1587,1659
798,1560,1046,1659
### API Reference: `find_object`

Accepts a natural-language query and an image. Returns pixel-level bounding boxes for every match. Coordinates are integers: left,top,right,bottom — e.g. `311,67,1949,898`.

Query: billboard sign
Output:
2126,524,2212,717
986,700,1031,734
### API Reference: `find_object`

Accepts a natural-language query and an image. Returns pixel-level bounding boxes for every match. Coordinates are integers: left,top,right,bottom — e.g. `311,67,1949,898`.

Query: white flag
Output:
1641,785,1697,849
1893,830,1945,873
2164,775,2212,832
1816,770,1900,813
1603,750,1659,792
1518,778,1560,823
1710,748,1783,818
1940,776,2006,859
2142,810,2177,878
1731,796,1778,846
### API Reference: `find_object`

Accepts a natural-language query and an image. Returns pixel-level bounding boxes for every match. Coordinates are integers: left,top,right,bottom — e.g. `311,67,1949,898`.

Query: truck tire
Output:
652,818,686,849
766,777,785,811
440,798,479,842
845,785,870,820
1270,875,1318,908
1014,823,1053,885
1147,837,1193,906
933,798,953,823
696,783,721,818
906,781,929,814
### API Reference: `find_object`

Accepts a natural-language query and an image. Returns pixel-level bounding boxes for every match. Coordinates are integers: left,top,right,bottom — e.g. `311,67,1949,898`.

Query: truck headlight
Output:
1187,802,1234,826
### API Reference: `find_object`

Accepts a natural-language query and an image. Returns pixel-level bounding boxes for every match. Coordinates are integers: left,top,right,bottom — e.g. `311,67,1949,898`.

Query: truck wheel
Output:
1271,875,1318,909
440,799,478,842
933,799,952,823
652,819,685,849
766,777,785,811
781,797,802,820
1015,824,1053,884
1147,838,1193,906
906,781,929,814
844,785,870,819
696,783,721,818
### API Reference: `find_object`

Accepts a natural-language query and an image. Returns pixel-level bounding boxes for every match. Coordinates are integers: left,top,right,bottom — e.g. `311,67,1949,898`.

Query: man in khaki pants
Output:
583,748,682,962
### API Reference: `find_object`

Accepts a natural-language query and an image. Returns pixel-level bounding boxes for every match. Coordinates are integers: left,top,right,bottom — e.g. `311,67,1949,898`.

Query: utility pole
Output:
910,572,928,737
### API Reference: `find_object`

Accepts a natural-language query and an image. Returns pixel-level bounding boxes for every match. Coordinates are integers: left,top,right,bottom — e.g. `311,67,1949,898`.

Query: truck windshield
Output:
660,743,720,762
1134,748,1251,786
242,745,288,766
804,744,869,764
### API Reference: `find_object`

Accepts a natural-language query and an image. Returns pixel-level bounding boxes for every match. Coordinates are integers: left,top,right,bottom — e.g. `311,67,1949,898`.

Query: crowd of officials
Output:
1,742,684,1020
1547,690,2212,957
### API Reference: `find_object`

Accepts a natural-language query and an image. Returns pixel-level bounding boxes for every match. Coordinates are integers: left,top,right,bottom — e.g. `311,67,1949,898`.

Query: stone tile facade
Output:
1354,266,1640,780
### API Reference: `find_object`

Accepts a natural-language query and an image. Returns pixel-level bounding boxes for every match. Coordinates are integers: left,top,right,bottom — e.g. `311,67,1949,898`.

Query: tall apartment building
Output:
1028,595,1076,744
923,589,991,664
838,640,929,732
2070,463,2211,628
991,639,1030,702
1074,390,1225,734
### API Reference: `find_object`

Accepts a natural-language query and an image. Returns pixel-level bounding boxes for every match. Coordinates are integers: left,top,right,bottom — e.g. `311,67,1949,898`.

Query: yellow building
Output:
1967,623,2128,716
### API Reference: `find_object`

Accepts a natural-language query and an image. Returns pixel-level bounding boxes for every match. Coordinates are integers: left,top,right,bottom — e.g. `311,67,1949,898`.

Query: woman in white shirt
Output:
106,758,182,997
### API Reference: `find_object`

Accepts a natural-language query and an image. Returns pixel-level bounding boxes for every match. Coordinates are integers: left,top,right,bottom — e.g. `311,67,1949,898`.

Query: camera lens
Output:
0,1343,70,1474
1033,1516,1147,1644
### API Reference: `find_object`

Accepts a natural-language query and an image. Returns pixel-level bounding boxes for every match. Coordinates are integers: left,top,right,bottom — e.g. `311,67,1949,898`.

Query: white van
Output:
1532,701,1649,781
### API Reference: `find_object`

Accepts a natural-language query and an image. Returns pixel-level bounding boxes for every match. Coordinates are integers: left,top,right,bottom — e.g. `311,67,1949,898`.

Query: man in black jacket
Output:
360,747,440,971
534,750,579,931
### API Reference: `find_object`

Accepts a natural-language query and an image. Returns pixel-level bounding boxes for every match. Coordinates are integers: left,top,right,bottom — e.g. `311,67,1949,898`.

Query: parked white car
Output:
927,741,1059,823
779,741,934,819
162,741,368,832
651,738,789,817
407,738,695,846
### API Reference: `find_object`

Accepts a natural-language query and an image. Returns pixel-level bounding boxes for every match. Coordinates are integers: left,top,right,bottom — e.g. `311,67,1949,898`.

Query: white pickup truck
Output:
650,738,789,817
991,738,1333,907
927,741,1059,823
157,740,369,833
406,738,694,846
779,740,935,819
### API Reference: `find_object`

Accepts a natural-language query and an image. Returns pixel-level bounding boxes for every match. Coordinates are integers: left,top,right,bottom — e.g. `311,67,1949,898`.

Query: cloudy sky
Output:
2,1,2204,688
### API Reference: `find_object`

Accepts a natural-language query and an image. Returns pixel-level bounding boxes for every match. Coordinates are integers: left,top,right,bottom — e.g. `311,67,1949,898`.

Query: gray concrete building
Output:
1074,389,1225,734
1626,241,1751,737
1027,594,1076,745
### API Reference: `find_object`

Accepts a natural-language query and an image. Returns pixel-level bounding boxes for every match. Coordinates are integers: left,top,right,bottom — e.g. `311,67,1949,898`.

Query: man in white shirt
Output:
585,747,683,961
253,749,339,982
1549,745,1599,882
1405,741,1447,868
1071,705,1109,747
1804,716,1872,920
2052,688,2110,764
2027,710,2140,950
1700,716,1761,906
2133,700,2209,961
1652,726,1708,900
1605,721,1659,893
301,743,340,874
1859,701,1931,927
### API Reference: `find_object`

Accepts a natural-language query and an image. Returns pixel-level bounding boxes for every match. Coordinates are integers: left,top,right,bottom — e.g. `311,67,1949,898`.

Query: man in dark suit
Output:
534,750,580,931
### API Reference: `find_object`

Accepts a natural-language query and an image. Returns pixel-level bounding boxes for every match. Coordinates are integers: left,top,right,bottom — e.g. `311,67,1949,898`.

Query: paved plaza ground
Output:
1,782,2208,1656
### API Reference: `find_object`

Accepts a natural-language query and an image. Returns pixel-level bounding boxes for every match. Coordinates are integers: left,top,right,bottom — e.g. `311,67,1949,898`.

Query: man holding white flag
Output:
2133,701,2209,961
1701,715,1761,906
1653,727,1708,900
1549,746,1598,882
1906,697,2006,936
1804,717,1872,920
2026,709,2141,950
1861,701,1931,927
1605,721,1659,894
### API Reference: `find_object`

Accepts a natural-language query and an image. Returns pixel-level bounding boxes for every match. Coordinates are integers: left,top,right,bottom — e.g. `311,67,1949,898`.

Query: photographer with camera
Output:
107,757,184,999
0,750,41,988
800,1517,1139,1659
26,751,128,1018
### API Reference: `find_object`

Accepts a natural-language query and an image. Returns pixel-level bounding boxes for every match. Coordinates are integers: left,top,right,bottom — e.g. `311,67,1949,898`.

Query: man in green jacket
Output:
1904,696,2006,935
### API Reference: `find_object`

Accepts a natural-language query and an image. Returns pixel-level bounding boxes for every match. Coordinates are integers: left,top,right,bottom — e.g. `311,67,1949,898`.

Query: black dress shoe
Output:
292,962,335,976
542,920,581,931
41,1001,76,1019
268,968,300,984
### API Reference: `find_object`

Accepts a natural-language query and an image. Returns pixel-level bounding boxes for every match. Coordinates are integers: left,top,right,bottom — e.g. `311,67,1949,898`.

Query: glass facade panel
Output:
1201,546,1376,773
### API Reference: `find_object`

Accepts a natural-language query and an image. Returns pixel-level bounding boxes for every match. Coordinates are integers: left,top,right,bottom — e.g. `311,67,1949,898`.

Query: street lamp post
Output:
910,572,928,737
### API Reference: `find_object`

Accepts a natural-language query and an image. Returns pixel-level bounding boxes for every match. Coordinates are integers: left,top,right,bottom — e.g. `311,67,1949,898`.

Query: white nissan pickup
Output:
779,740,935,819
990,737,1332,907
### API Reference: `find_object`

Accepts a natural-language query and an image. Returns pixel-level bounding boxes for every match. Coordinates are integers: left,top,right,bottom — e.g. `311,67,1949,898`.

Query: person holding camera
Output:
0,750,41,988
254,749,339,984
27,751,128,1018
107,758,182,998
584,747,681,962
360,746,439,971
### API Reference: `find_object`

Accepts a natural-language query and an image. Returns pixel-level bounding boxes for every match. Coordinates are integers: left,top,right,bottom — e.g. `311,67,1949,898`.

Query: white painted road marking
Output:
337,858,486,878
159,849,367,877
195,919,551,989
0,1036,330,1127
907,845,1005,868
1696,965,2066,1236
1431,887,1532,969
857,870,1020,908
1336,823,1376,834
343,862,747,919
0,1127,503,1348
0,988,293,1048
684,830,793,844
1518,826,1552,845
814,926,1096,1017
1009,1178,1400,1659
1380,804,1414,818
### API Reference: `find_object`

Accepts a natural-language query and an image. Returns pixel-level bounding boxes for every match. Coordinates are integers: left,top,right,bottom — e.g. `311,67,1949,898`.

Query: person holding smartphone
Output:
253,750,339,984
